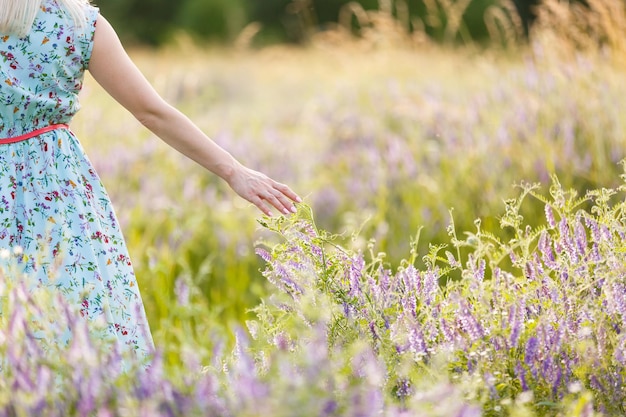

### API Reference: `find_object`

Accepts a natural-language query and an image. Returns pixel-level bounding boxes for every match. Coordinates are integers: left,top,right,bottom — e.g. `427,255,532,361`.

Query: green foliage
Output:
175,0,248,42
72,40,626,360
4,169,626,415
245,169,626,414
97,0,531,46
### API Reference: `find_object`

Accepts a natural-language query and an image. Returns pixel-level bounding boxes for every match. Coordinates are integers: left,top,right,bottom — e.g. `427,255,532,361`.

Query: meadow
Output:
74,34,626,346
3,0,626,414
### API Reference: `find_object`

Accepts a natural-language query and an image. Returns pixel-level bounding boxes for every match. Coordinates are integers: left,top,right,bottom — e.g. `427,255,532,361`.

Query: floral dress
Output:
0,1,154,362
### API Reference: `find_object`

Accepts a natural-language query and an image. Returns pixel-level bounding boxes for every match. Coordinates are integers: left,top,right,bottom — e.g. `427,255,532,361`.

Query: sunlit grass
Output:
3,0,626,413
72,32,626,363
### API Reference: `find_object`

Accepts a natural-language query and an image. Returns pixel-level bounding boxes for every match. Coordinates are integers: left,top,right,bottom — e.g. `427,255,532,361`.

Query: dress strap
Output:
0,124,70,145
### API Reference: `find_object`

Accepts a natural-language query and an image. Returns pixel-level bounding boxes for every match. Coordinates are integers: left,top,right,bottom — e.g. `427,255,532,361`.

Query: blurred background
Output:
97,0,539,46
75,0,626,363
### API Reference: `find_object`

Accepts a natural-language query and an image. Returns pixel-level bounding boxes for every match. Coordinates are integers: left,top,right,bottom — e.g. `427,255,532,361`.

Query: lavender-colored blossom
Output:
369,321,380,342
255,247,272,263
558,217,578,264
600,224,612,243
545,204,556,228
524,337,539,369
508,300,525,349
574,218,588,257
608,282,626,319
400,265,420,295
515,362,529,391
378,266,391,295
439,317,454,345
395,378,412,399
347,255,365,300
421,269,439,307
615,335,626,365
273,262,304,296
321,400,338,416
446,251,461,268
368,275,382,306
584,216,601,243
456,299,484,342
408,325,427,359
174,277,190,306
401,292,418,319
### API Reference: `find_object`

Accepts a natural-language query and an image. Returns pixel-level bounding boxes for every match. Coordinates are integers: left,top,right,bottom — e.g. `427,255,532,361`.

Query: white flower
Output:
0,249,10,259
517,391,534,404
568,381,583,394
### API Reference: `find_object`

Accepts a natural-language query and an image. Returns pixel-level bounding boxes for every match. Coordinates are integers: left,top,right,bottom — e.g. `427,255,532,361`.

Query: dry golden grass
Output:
255,0,525,51
532,0,626,60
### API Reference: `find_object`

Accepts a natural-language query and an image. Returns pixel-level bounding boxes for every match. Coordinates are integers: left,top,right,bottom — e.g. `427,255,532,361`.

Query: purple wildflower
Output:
408,325,427,359
369,321,380,342
456,299,484,342
446,251,461,268
421,268,439,307
401,292,418,319
395,378,412,399
559,217,578,264
574,218,587,257
274,262,304,296
539,231,556,269
322,400,338,416
600,224,612,243
524,337,539,369
174,277,190,306
347,255,365,300
440,317,454,345
368,275,382,306
255,247,272,262
609,282,626,319
515,361,529,391
584,216,601,243
401,265,420,295
508,301,525,349
545,204,556,228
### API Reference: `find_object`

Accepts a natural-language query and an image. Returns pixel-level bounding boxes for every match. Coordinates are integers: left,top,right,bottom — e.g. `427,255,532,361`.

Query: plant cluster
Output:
72,36,626,355
2,173,626,415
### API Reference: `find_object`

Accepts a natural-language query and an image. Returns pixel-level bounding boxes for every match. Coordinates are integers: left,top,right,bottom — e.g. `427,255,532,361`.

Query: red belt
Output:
0,124,69,145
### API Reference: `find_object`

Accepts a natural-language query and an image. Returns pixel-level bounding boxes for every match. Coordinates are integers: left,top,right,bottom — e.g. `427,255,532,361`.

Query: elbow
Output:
136,110,160,131
133,100,173,132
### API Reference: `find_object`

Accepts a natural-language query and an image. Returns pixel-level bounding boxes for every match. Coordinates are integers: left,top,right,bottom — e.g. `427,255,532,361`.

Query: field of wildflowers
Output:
3,0,626,414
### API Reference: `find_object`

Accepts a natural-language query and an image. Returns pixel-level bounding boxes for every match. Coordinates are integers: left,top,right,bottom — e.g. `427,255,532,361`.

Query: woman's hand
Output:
90,15,302,217
227,164,302,217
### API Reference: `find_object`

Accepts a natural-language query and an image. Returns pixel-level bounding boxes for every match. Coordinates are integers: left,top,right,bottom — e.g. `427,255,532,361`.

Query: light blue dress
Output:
0,0,154,362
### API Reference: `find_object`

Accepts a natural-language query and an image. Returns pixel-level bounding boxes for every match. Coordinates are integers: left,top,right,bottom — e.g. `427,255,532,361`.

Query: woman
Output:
0,0,301,363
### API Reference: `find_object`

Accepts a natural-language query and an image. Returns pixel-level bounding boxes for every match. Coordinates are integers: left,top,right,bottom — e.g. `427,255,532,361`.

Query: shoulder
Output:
39,0,100,31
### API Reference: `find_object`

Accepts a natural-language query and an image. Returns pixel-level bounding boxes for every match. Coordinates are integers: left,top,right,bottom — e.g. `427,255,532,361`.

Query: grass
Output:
67,0,626,364
4,1,626,414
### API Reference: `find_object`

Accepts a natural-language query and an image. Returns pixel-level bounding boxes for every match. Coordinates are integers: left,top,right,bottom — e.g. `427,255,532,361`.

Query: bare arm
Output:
87,15,301,216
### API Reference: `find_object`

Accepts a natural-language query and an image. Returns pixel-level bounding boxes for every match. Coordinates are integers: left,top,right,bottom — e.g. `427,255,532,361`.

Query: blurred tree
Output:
513,0,540,35
175,0,248,42
97,0,180,45
96,0,544,46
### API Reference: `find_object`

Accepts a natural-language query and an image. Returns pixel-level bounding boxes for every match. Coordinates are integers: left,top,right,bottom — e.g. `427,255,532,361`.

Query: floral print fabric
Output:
0,1,154,362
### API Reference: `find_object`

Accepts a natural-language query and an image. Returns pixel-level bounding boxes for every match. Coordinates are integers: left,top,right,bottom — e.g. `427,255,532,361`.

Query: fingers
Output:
263,188,297,216
273,181,303,204
252,182,302,217
230,166,302,216
250,195,274,217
